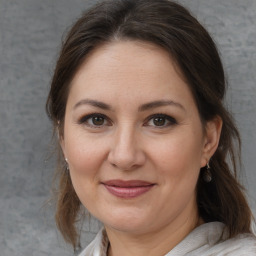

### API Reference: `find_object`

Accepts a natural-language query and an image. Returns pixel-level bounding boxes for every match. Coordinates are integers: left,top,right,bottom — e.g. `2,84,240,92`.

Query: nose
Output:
107,125,146,171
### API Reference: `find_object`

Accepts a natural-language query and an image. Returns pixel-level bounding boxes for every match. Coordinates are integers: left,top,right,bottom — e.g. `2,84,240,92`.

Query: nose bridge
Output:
108,122,144,170
118,120,135,146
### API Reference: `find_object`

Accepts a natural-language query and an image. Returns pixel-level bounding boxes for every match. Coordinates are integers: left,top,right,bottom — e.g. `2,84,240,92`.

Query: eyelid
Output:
144,113,177,127
78,113,112,127
77,112,177,128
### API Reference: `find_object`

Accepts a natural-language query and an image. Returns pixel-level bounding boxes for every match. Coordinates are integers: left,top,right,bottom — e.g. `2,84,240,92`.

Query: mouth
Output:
101,180,155,199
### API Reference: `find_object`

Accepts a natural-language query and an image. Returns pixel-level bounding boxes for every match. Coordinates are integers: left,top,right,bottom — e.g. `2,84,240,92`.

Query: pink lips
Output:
102,180,155,199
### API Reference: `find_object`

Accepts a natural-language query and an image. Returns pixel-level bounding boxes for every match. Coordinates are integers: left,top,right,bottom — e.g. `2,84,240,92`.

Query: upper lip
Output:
102,179,155,187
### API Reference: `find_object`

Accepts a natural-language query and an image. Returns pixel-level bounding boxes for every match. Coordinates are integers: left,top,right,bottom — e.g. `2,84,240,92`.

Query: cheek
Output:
64,135,108,207
149,131,203,182
64,132,107,178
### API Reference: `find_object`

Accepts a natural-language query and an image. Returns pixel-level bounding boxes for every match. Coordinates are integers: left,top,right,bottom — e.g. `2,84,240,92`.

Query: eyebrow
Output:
73,99,185,112
73,99,112,110
138,100,185,112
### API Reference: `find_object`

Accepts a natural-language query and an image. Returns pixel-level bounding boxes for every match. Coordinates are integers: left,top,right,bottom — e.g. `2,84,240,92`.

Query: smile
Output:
102,180,155,199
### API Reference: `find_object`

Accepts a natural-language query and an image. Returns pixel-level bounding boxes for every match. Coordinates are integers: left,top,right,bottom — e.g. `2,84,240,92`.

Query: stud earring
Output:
203,162,212,183
65,158,69,172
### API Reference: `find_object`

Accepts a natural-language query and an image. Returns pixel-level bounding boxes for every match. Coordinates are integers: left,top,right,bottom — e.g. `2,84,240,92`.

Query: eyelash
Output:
78,113,111,128
78,113,177,128
144,113,177,128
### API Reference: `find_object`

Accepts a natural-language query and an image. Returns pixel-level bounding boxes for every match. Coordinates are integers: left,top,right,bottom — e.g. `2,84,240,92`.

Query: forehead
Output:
73,41,175,80
68,40,195,109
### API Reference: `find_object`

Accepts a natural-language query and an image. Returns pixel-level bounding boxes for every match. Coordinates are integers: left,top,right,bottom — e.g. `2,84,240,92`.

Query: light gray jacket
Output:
78,222,256,256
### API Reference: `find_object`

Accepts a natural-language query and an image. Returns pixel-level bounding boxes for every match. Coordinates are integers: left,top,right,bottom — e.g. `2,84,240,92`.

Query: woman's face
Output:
61,41,217,235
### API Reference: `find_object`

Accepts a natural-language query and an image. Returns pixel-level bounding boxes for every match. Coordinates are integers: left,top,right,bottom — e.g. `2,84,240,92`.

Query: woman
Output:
46,0,256,255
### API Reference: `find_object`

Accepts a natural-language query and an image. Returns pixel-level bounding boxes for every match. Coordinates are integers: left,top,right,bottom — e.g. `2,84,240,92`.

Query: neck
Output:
106,206,202,256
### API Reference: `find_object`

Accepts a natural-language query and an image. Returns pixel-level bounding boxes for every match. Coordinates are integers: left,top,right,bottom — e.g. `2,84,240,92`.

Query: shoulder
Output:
210,232,256,255
190,222,256,255
168,222,256,256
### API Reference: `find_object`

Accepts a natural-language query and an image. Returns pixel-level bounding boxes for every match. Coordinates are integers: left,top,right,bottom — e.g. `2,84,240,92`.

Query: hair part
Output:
46,0,254,249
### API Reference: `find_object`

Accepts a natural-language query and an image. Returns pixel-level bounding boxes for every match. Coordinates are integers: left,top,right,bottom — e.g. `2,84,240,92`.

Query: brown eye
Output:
92,116,105,126
79,113,110,128
153,117,166,126
146,114,177,128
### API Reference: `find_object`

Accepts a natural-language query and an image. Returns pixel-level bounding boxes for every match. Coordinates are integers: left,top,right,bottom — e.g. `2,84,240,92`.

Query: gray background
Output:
0,0,255,255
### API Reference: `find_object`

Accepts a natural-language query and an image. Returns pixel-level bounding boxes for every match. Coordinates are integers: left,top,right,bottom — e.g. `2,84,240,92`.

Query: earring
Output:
65,158,69,172
203,162,212,183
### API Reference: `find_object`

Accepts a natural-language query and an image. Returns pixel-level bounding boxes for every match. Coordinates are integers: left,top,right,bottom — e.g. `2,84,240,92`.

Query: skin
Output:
61,40,222,256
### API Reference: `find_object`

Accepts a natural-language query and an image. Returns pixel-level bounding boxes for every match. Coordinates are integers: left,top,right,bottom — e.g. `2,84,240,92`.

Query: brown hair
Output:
46,0,254,249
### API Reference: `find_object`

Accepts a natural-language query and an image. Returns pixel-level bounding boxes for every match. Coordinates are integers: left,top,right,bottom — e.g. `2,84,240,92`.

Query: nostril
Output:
108,151,146,171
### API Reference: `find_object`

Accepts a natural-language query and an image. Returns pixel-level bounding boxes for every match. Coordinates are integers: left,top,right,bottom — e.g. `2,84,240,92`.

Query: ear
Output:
201,116,223,167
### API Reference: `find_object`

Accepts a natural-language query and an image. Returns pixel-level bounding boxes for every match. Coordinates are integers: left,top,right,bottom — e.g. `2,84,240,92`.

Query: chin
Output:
99,210,153,234
106,222,148,234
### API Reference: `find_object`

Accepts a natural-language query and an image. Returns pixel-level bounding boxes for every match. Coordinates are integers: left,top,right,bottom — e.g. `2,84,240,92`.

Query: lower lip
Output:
104,184,154,199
